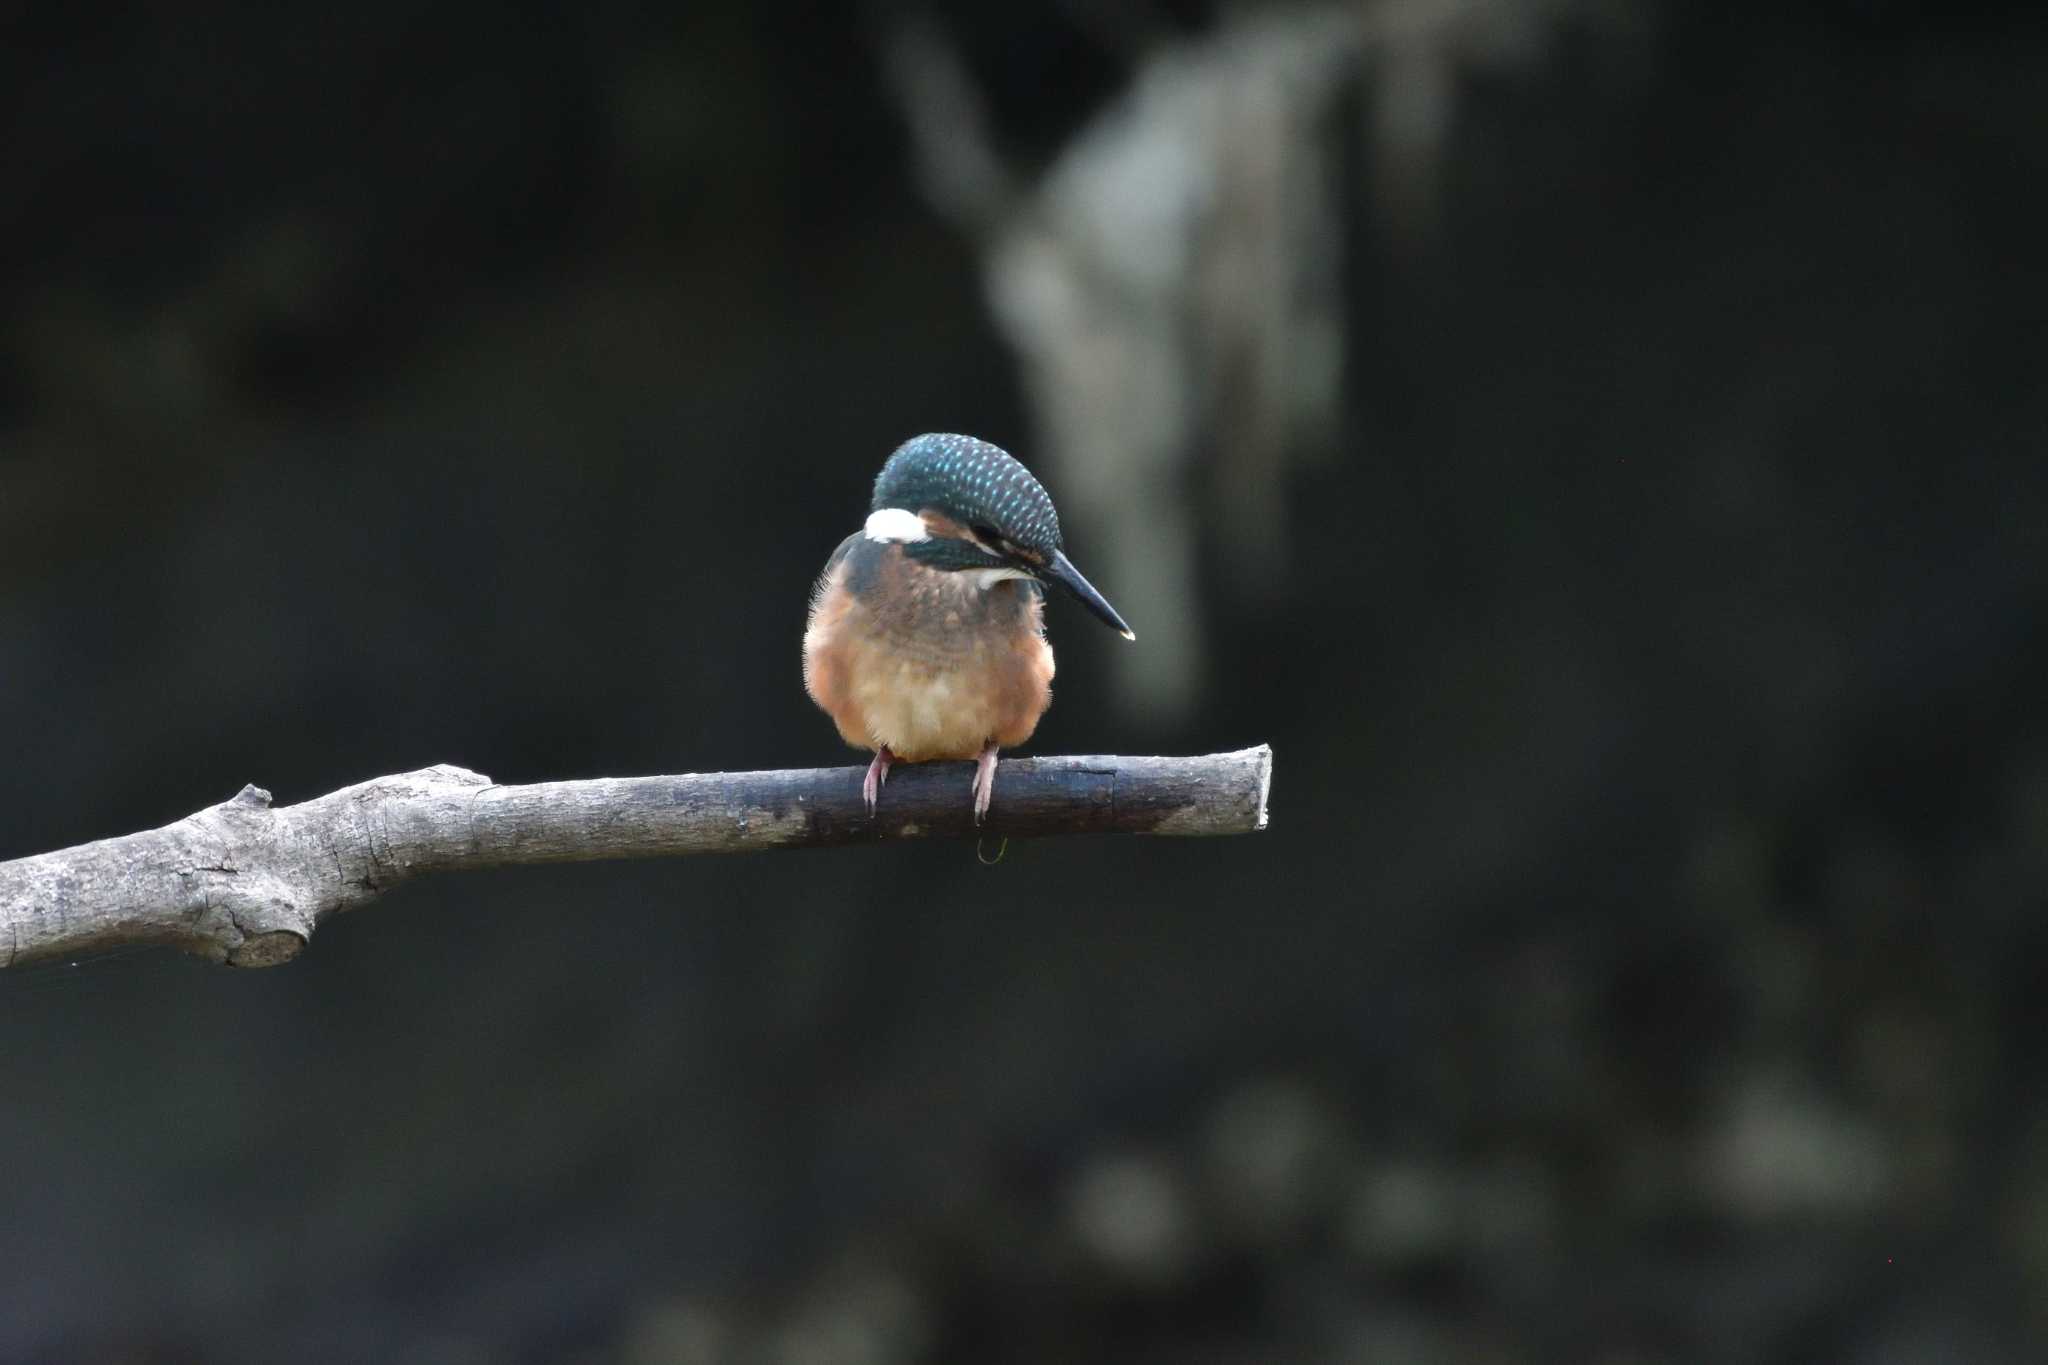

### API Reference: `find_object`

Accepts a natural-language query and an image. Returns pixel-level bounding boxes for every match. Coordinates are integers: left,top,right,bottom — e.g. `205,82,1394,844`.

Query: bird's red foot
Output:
972,742,999,824
862,747,895,817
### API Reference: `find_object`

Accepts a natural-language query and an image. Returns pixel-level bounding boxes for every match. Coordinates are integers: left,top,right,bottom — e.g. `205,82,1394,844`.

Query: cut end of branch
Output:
1253,744,1273,831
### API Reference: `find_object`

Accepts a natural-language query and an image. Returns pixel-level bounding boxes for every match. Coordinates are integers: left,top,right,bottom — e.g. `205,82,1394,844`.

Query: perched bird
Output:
804,433,1135,822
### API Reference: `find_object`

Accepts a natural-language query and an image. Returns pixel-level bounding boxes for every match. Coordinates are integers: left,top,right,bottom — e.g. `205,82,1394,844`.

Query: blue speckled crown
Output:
871,434,1063,554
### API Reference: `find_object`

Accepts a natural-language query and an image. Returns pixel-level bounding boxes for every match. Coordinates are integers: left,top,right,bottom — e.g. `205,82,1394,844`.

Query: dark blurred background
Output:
4,0,2046,1360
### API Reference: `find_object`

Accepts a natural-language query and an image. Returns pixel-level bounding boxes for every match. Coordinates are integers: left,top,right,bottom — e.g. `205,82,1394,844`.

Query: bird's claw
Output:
865,745,998,824
972,743,999,825
863,747,894,818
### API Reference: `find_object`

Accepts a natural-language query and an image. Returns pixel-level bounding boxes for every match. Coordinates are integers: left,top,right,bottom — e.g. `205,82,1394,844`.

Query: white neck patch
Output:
864,507,929,543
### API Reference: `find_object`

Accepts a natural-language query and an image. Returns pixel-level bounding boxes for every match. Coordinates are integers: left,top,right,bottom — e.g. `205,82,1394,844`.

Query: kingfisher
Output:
803,433,1135,822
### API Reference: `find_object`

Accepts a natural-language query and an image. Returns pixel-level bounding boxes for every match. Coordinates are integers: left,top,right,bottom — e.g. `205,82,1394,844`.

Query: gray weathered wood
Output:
0,747,1271,969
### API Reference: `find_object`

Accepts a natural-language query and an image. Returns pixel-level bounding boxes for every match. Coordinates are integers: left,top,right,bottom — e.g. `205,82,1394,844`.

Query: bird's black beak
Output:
1045,550,1136,641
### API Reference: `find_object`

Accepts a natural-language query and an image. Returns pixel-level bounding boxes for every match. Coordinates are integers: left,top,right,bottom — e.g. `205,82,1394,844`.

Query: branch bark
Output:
1,747,1271,969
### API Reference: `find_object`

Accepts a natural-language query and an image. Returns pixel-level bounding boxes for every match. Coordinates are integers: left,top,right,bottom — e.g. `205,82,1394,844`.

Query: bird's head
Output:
865,433,1135,641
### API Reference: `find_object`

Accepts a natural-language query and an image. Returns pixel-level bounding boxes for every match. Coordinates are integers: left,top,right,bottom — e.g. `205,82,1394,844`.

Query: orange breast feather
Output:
804,542,1054,761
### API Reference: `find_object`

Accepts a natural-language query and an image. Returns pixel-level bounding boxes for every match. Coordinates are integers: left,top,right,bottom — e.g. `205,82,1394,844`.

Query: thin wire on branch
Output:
0,747,1272,970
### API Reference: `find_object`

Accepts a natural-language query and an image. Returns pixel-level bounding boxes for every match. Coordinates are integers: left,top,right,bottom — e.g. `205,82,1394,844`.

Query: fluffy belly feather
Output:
853,654,1010,761
803,547,1055,761
812,627,1054,761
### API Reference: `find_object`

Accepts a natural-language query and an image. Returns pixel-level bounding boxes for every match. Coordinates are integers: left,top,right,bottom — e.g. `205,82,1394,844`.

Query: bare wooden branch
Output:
1,747,1271,969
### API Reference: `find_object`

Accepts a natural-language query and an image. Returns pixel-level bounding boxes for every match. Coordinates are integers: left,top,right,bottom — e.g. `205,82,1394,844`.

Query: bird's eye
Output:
969,525,1007,556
